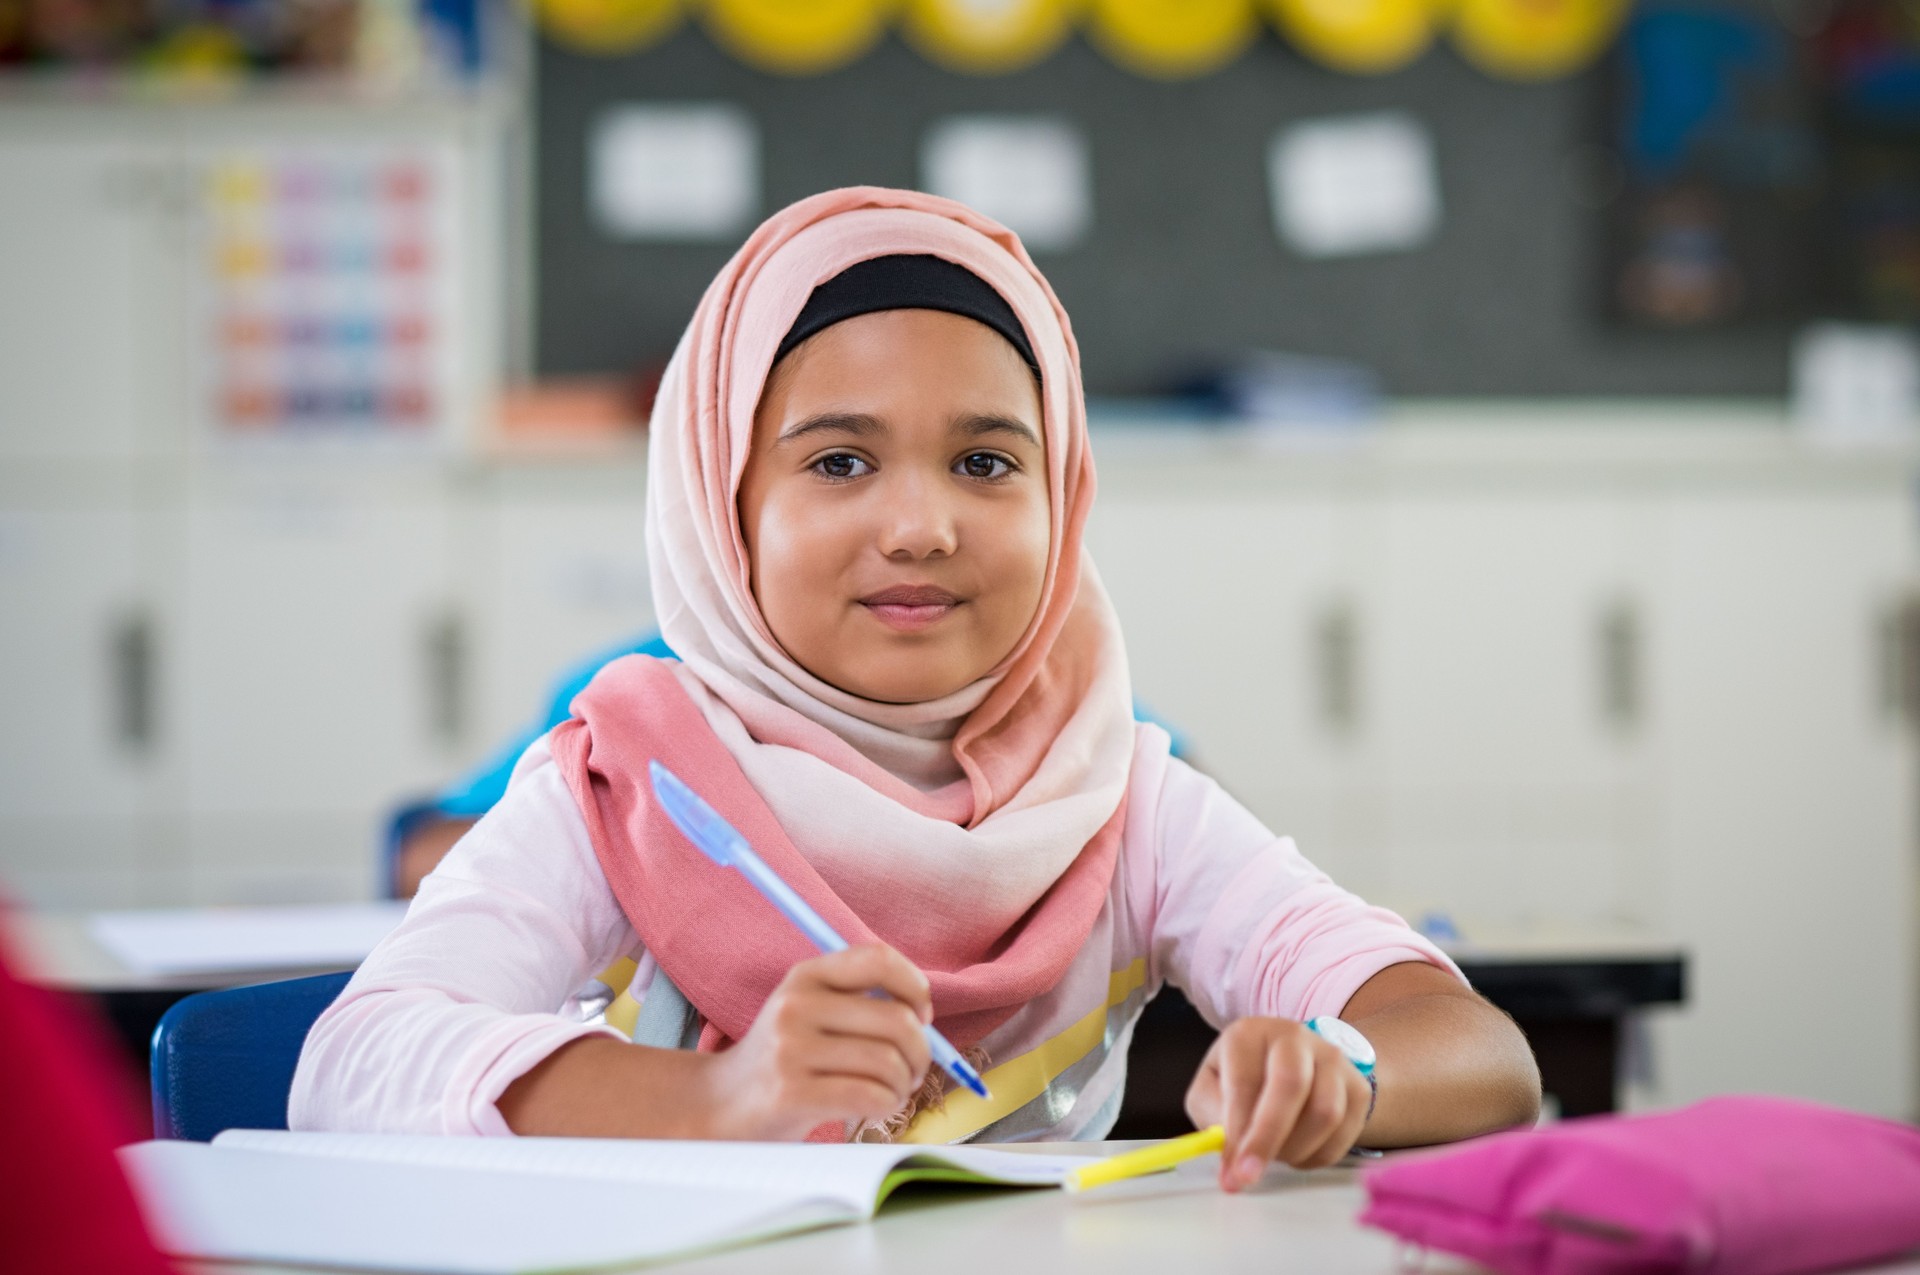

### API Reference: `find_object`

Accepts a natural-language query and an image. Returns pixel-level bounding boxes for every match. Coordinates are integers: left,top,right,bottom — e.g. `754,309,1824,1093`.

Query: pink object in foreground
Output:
1359,1096,1920,1275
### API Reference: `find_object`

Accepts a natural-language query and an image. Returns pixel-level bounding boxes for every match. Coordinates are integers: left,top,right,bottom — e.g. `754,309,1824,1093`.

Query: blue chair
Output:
150,971,353,1141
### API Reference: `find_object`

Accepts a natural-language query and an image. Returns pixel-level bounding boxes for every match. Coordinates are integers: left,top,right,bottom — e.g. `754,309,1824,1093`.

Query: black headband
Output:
774,254,1040,376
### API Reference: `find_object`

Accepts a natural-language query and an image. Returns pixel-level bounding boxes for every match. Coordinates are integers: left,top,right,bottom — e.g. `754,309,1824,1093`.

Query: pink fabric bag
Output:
1359,1096,1920,1275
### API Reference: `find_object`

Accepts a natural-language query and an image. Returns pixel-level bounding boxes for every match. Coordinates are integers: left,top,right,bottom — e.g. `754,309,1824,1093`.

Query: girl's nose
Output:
877,473,960,560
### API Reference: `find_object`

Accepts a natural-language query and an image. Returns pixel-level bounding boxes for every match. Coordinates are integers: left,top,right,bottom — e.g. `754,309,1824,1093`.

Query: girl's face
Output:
738,307,1049,705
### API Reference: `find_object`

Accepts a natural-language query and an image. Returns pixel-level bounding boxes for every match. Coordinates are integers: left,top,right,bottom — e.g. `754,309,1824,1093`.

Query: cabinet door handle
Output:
1882,594,1920,731
110,609,156,755
423,609,466,748
1599,598,1641,734
1316,601,1361,736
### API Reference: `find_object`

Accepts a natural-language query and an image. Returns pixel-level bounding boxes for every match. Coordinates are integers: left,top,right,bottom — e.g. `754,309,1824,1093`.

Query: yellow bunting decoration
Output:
1449,0,1627,81
701,0,895,74
530,0,683,54
139,24,250,80
902,0,1080,74
1265,0,1435,75
1086,0,1257,78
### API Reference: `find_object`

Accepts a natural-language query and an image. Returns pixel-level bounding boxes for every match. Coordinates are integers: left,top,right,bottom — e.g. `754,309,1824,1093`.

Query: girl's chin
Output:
816,653,982,706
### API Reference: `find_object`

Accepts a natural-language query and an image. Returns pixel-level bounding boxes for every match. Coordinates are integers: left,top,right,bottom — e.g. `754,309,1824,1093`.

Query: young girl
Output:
292,188,1539,1189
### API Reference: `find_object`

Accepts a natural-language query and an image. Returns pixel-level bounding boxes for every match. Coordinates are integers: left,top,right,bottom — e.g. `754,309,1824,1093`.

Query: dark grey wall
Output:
534,28,1792,397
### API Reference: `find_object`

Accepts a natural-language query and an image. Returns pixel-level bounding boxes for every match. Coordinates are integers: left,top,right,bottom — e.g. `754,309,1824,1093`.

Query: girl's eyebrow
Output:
954,413,1042,448
776,412,885,446
776,411,1040,449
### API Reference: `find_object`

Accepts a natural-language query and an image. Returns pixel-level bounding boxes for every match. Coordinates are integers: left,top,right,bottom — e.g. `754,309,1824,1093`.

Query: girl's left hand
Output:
1183,1016,1372,1192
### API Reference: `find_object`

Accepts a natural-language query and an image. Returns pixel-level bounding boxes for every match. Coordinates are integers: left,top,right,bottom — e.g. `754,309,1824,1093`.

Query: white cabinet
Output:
468,468,655,753
1360,491,1649,926
0,99,502,907
0,501,161,905
1096,464,1657,920
176,473,457,903
0,130,181,463
1646,490,1917,1115
0,124,191,905
1094,426,1918,1119
1090,488,1355,882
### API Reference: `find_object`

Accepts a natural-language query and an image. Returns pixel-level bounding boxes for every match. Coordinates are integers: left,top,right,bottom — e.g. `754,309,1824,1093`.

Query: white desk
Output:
14,910,212,992
185,1149,1920,1275
11,907,387,991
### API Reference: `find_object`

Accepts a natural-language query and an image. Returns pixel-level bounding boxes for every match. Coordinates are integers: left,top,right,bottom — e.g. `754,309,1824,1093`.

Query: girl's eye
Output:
958,452,1014,480
812,453,871,480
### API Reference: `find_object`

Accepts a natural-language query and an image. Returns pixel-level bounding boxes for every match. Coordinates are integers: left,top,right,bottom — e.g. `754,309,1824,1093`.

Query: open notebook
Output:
122,1130,1100,1274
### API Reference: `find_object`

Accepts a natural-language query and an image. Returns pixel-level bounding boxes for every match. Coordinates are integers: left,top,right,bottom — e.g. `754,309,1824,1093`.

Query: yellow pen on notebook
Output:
1064,1125,1226,1193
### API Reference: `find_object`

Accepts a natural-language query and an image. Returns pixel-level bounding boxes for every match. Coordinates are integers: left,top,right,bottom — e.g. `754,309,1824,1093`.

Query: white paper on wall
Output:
921,116,1091,252
590,105,759,240
1268,112,1440,258
1793,322,1920,446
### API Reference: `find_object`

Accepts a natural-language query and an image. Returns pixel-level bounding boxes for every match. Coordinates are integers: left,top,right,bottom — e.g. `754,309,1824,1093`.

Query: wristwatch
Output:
1306,1015,1378,1121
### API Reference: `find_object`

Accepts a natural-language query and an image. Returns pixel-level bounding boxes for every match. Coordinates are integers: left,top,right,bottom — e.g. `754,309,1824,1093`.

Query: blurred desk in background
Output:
10,906,400,1071
14,907,1685,1128
1444,928,1687,1119
1113,927,1686,1137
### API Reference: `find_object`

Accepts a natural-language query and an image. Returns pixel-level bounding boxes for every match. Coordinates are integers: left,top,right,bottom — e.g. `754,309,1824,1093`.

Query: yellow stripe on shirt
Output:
599,958,641,1038
900,958,1150,1144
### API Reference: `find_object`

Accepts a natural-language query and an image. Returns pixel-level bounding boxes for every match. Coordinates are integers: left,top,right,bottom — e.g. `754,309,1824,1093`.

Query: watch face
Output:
1308,1016,1377,1071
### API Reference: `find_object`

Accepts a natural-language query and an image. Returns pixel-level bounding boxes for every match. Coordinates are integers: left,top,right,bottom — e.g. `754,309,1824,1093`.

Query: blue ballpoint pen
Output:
648,759,991,1101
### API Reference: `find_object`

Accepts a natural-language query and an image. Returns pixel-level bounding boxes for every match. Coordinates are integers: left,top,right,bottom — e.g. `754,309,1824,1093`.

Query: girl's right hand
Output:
697,944,935,1141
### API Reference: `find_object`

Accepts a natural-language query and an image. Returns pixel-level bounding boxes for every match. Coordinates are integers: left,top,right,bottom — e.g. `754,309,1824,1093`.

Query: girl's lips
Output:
862,600,960,632
860,586,962,633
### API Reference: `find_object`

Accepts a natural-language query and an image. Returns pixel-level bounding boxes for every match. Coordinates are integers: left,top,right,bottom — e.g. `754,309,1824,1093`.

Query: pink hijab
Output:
551,187,1136,1081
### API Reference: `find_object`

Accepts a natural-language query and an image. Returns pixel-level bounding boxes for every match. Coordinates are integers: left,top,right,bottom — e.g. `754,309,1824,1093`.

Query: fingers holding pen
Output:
1284,1058,1371,1170
811,944,935,1023
1184,1018,1371,1192
736,945,935,1130
787,945,932,1057
808,991,933,1086
1219,1025,1311,1191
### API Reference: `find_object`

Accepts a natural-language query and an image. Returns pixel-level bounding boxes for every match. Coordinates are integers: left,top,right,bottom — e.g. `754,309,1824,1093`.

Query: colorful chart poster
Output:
198,144,462,446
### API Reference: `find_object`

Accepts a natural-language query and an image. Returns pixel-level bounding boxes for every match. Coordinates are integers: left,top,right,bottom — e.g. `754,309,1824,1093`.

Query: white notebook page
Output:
123,1140,835,1275
213,1129,1094,1217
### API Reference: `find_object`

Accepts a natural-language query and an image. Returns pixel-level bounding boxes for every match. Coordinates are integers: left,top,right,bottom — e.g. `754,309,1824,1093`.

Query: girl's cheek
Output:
1011,501,1051,572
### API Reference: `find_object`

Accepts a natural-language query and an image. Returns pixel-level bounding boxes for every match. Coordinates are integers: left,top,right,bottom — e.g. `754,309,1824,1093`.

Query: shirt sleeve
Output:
1142,756,1463,1029
290,734,638,1136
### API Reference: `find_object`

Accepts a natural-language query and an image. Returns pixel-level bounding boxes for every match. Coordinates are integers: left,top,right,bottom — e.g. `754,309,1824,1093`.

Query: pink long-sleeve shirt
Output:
290,724,1459,1142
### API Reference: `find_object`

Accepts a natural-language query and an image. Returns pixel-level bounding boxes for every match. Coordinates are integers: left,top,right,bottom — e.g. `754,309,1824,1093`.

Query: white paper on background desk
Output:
88,900,408,976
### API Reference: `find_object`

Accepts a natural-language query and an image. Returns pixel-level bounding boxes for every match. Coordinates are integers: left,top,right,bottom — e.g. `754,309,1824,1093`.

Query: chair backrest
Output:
150,971,353,1141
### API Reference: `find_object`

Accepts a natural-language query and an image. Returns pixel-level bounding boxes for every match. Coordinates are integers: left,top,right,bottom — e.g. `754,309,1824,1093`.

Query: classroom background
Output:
3,0,1919,1131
